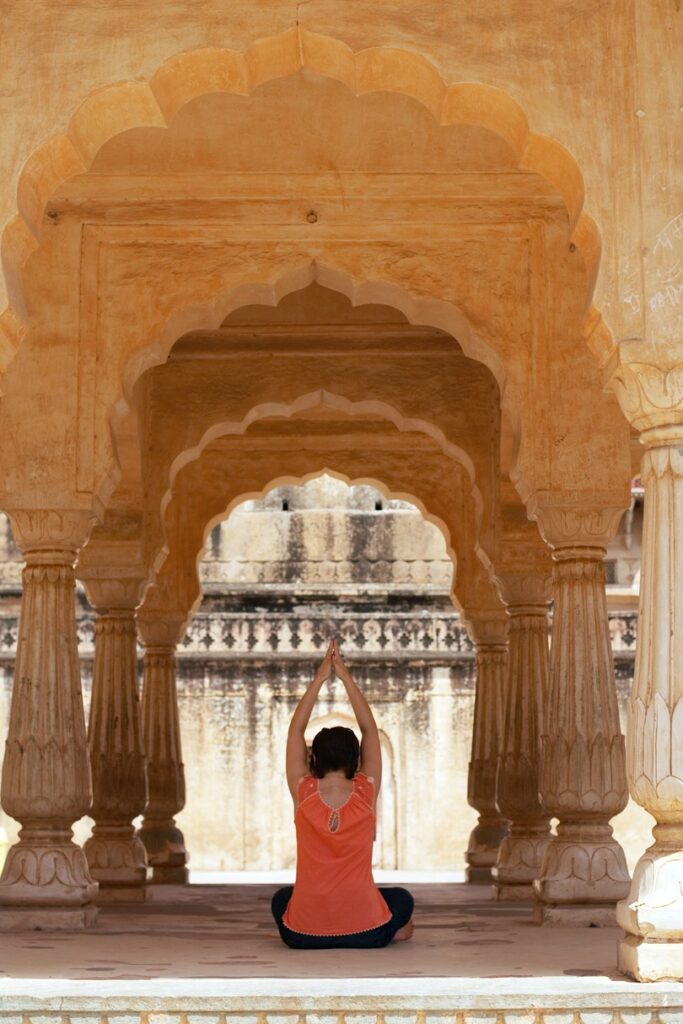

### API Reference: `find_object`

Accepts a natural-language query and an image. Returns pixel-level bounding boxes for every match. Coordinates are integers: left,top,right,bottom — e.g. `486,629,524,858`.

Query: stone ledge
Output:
2,1012,683,1024
1,977,682,1016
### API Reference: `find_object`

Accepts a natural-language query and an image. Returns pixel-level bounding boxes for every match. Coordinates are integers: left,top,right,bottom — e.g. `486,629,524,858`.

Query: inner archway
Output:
169,473,477,876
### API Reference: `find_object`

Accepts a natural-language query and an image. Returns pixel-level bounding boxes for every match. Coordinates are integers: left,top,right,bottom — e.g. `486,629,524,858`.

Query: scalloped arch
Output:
150,464,467,631
0,25,615,377
118,259,505,411
101,259,503,517
151,385,486,580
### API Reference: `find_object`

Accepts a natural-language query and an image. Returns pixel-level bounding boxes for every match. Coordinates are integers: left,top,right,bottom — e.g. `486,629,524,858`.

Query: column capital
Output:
78,565,148,613
7,508,96,559
530,500,625,553
137,612,187,649
462,608,509,648
495,570,552,610
607,338,683,439
77,523,149,611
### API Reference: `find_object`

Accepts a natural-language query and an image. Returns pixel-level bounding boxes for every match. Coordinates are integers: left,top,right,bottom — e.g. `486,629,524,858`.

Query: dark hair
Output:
310,726,360,779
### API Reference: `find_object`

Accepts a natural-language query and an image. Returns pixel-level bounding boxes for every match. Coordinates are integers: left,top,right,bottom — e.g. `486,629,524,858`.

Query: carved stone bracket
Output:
8,508,96,558
137,612,189,650
463,608,509,649
77,519,149,612
532,503,626,553
607,338,683,434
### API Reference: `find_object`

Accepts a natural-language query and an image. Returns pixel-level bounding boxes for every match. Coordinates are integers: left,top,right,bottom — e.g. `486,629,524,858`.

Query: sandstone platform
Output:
0,884,681,1024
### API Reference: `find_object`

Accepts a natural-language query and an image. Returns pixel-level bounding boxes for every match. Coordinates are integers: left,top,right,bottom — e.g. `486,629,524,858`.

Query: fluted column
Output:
137,614,188,883
533,506,630,926
492,573,552,900
0,509,98,930
464,611,510,883
83,609,148,901
610,343,683,981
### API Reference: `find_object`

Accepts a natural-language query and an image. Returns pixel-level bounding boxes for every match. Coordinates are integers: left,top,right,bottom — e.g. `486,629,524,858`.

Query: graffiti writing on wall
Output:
649,213,683,330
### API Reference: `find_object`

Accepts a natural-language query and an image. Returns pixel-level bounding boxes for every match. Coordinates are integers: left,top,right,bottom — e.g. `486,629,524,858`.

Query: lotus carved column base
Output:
617,824,683,981
138,818,189,884
84,824,148,903
466,815,510,883
492,824,551,901
533,820,630,926
0,827,98,930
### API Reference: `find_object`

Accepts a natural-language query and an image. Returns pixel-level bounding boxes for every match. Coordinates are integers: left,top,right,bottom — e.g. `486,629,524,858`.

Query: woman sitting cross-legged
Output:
271,638,414,949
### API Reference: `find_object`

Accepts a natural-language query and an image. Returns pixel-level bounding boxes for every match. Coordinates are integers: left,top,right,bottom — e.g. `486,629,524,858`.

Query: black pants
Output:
271,885,414,949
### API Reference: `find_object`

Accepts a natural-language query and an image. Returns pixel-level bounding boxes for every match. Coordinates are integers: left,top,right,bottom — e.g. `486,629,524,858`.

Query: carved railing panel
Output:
0,609,639,661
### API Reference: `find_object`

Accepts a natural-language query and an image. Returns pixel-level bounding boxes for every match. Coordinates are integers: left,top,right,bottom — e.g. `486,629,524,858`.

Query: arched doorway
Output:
163,472,483,877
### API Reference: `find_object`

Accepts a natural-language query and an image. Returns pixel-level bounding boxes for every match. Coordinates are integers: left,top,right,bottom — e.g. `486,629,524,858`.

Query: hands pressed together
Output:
316,637,351,682
288,634,381,795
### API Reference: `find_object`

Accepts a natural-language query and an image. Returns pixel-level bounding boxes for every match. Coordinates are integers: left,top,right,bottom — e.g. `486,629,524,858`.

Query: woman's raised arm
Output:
331,640,382,793
286,639,334,799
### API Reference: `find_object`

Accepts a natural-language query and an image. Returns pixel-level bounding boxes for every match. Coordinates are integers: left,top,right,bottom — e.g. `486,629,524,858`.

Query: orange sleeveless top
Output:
282,772,391,935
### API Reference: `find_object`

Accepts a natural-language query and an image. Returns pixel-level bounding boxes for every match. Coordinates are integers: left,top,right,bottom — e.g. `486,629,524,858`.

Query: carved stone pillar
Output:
464,611,510,883
492,573,552,900
84,608,148,900
610,343,683,980
0,509,98,930
533,504,630,926
78,540,149,902
137,616,188,884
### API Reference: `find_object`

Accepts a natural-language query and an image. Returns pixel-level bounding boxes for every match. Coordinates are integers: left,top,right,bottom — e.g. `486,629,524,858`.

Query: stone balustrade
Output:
0,607,641,664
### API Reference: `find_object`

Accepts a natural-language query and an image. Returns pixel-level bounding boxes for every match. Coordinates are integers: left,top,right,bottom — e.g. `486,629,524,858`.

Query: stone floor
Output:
0,884,681,1022
0,882,672,982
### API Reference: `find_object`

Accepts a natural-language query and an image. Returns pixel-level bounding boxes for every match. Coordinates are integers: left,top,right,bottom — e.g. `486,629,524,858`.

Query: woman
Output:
271,638,414,949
